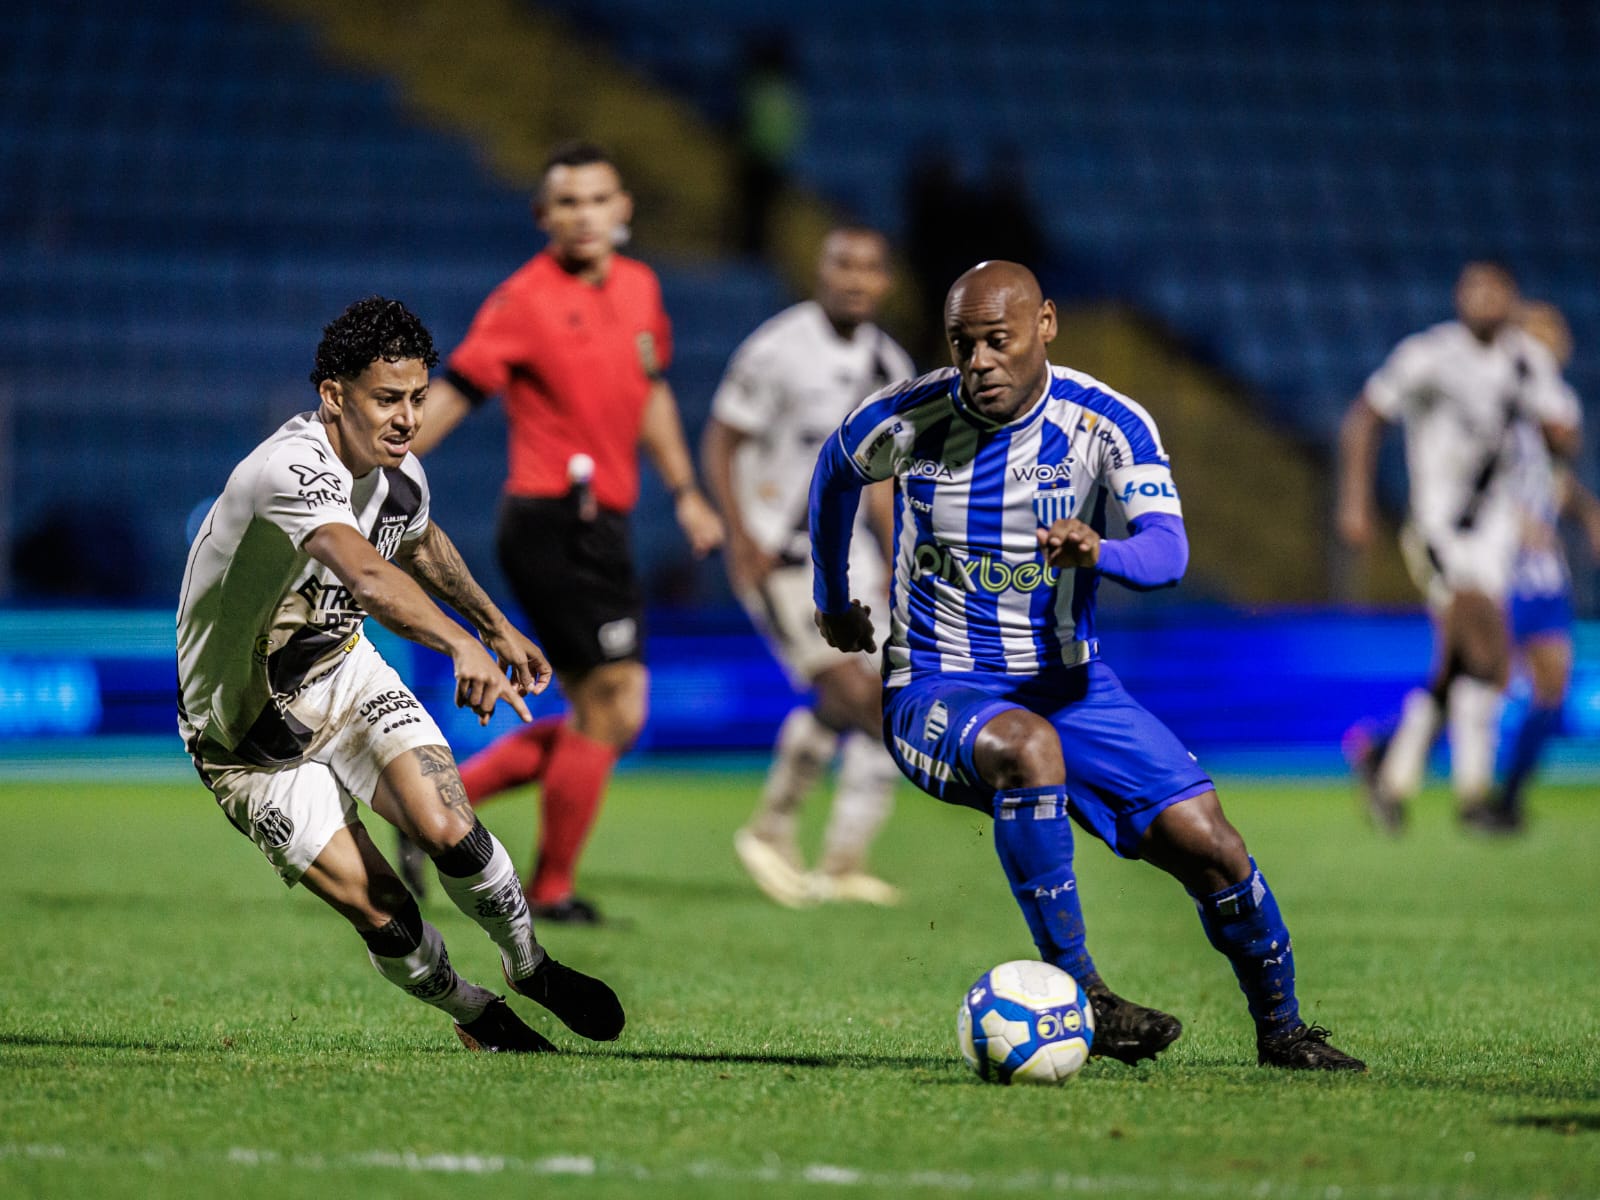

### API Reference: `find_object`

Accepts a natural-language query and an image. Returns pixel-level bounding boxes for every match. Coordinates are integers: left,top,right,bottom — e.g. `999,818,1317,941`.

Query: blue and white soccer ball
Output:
957,960,1095,1084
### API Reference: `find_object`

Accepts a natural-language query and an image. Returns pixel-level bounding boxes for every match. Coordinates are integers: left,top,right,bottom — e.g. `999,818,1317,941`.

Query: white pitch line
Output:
0,1142,1574,1200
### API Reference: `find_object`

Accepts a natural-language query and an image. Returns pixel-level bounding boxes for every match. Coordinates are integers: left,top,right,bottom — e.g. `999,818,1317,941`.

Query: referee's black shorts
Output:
496,495,644,675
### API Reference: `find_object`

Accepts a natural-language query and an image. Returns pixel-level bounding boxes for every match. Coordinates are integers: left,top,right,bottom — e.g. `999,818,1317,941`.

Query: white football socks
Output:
368,920,495,1024
434,826,545,981
752,707,838,842
1379,687,1442,799
1448,676,1503,806
819,733,899,876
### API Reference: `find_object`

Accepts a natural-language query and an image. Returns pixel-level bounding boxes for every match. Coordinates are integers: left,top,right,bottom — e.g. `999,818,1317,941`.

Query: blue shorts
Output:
883,660,1213,859
1510,588,1573,643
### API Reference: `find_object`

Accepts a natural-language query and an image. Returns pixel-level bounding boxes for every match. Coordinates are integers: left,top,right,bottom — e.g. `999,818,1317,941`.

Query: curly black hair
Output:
309,297,439,388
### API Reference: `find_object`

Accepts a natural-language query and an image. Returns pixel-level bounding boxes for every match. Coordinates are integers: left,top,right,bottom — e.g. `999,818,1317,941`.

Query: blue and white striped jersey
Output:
823,365,1184,688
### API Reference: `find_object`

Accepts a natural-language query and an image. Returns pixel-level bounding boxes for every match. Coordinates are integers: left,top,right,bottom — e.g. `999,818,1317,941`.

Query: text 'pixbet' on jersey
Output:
911,541,1061,595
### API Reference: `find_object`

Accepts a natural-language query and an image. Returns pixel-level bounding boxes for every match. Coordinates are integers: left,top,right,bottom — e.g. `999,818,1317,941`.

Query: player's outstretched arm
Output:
1336,395,1386,549
395,522,552,697
809,433,875,651
303,523,532,725
643,380,724,557
701,416,777,593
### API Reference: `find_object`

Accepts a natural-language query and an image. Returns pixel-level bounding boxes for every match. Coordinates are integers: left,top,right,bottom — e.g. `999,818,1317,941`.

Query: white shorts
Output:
1401,515,1519,613
196,637,446,887
741,561,888,689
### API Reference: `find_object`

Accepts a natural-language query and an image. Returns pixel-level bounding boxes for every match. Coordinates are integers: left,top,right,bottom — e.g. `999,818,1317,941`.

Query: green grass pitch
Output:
1,767,1596,1198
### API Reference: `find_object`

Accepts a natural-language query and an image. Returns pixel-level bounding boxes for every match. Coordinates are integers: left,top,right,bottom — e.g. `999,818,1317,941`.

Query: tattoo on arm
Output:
405,524,501,631
414,744,472,812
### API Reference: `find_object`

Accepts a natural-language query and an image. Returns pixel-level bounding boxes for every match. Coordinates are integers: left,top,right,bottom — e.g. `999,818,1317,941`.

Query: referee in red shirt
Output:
411,141,724,923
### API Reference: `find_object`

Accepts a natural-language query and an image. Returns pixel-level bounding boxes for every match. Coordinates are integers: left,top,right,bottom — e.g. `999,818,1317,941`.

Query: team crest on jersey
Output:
923,701,949,743
372,515,407,560
254,801,295,850
1033,488,1077,527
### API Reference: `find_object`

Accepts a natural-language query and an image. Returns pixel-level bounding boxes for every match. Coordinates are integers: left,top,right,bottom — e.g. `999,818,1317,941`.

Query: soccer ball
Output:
957,960,1095,1084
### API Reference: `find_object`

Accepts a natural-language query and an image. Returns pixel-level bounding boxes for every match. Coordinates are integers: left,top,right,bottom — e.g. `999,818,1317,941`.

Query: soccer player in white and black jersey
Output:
177,298,624,1053
1337,262,1580,832
703,227,915,907
811,262,1363,1070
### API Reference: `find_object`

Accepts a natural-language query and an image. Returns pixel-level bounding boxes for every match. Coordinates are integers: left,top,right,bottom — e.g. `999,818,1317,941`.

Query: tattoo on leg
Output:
415,744,471,812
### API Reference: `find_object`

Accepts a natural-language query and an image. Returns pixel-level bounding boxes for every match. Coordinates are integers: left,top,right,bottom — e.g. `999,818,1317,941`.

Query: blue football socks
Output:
1192,857,1300,1036
991,785,1099,987
1501,703,1561,816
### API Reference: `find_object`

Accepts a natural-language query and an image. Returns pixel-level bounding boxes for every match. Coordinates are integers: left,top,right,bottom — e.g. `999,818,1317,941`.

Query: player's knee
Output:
573,668,648,749
973,711,1063,790
403,799,474,857
604,682,648,748
1531,667,1568,708
1527,642,1570,707
1144,793,1250,893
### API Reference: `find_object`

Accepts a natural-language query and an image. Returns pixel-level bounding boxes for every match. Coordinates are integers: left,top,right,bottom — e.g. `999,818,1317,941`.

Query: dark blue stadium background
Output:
2,0,1596,765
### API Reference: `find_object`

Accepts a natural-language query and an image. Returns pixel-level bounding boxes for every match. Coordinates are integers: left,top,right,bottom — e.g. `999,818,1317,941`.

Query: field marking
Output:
0,1142,1582,1200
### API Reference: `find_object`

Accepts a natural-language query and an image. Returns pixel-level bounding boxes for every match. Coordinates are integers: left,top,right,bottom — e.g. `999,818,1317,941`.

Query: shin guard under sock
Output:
992,785,1097,987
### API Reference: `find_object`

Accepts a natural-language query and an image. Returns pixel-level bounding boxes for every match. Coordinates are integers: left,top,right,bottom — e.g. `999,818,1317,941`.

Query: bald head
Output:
945,260,1044,319
944,261,1056,423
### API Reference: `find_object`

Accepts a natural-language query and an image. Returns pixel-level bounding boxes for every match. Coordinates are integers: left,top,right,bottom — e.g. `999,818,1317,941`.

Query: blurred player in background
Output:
177,298,623,1052
1479,300,1600,831
702,226,914,907
408,142,724,924
1338,262,1580,833
812,261,1364,1070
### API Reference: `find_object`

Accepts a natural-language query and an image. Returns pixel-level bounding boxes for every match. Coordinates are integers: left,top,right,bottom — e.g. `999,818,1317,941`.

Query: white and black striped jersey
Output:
712,300,914,564
177,413,430,766
1364,320,1577,542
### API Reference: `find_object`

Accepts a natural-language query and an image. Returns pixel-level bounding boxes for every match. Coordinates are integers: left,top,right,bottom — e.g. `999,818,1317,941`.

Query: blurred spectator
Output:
734,32,806,258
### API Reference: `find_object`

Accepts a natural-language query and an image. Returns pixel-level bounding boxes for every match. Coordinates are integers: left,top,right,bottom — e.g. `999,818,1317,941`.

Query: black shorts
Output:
496,496,644,674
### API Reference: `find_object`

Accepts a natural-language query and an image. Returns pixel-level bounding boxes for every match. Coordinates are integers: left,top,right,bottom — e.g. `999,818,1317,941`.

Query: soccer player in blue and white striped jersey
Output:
809,261,1364,1071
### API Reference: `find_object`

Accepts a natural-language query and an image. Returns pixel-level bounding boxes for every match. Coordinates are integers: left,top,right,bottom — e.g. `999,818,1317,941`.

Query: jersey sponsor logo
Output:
860,421,903,464
359,688,420,725
1086,422,1125,468
1033,489,1077,527
905,459,955,480
254,801,295,849
911,541,1060,594
1011,461,1072,484
1116,479,1179,505
923,700,949,742
296,577,366,626
289,463,348,509
289,464,342,489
